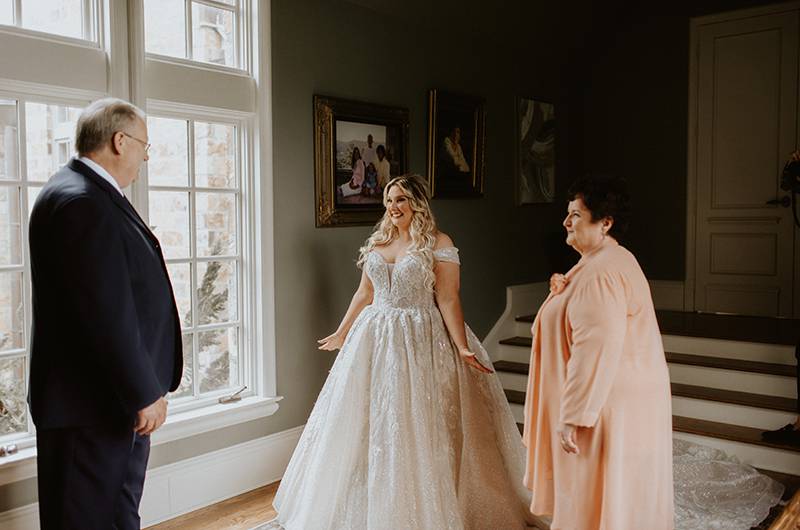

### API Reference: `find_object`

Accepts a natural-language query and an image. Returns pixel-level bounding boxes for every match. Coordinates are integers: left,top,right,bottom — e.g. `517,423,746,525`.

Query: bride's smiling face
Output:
385,185,413,230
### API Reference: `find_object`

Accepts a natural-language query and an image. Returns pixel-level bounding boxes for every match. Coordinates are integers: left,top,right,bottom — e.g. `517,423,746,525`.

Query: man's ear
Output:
110,131,123,155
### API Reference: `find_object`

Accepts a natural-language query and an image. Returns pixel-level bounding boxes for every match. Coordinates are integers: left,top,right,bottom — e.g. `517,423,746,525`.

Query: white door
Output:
690,9,798,317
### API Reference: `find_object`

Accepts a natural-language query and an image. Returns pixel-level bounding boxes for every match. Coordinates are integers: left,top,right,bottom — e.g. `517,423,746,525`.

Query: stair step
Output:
672,416,800,454
505,383,794,414
495,343,795,382
671,383,796,412
494,360,529,375
514,416,800,454
516,310,800,346
666,352,794,377
505,389,525,405
499,336,532,348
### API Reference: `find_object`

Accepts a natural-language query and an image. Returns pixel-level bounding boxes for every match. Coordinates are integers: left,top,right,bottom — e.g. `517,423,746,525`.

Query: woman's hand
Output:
458,347,494,374
557,422,580,454
317,332,345,351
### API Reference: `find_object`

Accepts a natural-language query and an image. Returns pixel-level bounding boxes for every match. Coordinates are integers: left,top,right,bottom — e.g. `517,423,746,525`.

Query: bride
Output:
269,175,541,529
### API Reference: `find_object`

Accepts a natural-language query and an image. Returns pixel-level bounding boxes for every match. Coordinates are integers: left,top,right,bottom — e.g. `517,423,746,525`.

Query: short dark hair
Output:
566,174,631,240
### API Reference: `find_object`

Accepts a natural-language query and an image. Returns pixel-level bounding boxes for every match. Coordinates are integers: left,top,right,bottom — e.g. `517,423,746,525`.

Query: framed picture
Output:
517,97,555,204
314,95,409,227
426,89,485,198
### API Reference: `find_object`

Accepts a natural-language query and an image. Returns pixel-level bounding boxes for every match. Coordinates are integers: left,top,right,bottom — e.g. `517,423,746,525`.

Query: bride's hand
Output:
458,347,493,374
317,332,345,351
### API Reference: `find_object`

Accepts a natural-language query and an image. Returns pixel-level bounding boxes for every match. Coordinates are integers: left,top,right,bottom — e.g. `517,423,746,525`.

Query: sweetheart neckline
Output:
372,246,458,265
371,249,410,265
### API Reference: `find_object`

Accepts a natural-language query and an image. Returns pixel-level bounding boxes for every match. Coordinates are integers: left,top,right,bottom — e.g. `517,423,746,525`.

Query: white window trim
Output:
0,0,279,471
145,52,253,78
141,100,262,416
0,0,103,49
0,81,99,454
142,0,252,75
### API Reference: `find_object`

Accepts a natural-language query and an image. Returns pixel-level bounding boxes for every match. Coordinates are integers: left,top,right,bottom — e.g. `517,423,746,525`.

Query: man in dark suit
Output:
28,98,182,529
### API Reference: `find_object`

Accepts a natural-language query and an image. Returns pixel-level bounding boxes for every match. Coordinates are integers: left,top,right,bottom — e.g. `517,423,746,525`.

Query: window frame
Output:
0,0,102,48
0,83,99,451
143,0,252,75
142,99,259,415
0,0,276,483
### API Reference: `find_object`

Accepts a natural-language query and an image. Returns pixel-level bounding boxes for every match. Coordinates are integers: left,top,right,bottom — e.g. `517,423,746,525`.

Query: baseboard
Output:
0,425,304,529
0,503,38,530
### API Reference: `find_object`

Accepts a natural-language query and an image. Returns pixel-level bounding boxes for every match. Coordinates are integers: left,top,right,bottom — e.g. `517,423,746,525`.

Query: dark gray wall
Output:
269,0,591,432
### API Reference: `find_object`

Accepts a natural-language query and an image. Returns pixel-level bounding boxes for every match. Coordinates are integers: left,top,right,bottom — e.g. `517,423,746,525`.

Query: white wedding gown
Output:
268,247,540,530
264,247,785,530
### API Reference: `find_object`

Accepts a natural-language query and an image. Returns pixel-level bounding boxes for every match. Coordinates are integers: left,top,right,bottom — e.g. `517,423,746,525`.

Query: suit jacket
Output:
28,159,182,429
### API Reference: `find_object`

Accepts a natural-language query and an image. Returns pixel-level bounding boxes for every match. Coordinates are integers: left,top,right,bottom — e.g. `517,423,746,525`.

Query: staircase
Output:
483,285,800,527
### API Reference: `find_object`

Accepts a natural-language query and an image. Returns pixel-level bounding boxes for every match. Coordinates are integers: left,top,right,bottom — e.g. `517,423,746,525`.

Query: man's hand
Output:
135,396,167,436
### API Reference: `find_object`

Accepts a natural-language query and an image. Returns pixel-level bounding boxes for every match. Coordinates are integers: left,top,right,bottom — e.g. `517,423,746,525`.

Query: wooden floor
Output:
146,482,278,530
146,477,800,530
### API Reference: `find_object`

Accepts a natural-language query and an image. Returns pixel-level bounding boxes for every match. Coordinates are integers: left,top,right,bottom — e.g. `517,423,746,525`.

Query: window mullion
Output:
187,119,199,398
16,98,33,439
235,126,245,389
81,0,92,41
185,0,193,61
13,0,21,27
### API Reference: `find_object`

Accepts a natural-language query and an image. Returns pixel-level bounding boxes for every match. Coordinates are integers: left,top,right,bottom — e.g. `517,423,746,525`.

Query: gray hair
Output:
75,98,146,156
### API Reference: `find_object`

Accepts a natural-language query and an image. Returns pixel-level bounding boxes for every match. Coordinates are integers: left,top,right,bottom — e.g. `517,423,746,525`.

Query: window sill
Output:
151,395,281,445
0,395,282,486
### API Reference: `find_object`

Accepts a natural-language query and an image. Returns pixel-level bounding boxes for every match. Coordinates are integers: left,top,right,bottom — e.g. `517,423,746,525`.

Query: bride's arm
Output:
318,269,374,351
434,254,492,374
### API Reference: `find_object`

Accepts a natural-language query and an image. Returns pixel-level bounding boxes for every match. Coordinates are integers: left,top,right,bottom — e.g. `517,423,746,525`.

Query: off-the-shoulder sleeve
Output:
560,269,628,428
433,246,460,265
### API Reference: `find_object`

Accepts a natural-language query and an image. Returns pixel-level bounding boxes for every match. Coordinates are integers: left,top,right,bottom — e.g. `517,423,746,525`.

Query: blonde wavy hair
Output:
357,174,438,290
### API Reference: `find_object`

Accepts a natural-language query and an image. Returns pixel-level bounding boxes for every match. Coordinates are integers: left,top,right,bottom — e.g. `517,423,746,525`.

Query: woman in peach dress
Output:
523,175,674,529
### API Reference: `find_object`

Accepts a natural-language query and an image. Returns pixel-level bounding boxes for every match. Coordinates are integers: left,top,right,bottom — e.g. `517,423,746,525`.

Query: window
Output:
0,98,83,442
144,0,241,69
0,0,270,460
0,0,98,42
147,114,245,405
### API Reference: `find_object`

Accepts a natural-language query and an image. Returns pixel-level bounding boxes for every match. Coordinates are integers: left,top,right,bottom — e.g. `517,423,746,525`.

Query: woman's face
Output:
353,147,361,160
385,184,413,230
562,196,611,254
451,127,461,143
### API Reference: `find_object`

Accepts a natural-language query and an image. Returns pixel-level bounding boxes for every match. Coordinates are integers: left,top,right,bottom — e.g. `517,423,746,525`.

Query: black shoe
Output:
762,423,800,446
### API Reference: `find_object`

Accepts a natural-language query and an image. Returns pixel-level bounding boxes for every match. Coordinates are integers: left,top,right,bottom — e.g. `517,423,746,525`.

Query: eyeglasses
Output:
120,131,151,153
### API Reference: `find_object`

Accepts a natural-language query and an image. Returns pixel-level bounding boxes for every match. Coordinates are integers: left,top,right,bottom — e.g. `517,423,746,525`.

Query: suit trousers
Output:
37,422,150,530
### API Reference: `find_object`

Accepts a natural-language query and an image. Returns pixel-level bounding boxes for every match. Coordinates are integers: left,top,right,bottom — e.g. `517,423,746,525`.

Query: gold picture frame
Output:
314,95,409,227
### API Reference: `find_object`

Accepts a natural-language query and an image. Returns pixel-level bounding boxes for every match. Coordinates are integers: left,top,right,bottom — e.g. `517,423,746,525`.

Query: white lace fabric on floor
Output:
266,247,541,530
673,439,784,530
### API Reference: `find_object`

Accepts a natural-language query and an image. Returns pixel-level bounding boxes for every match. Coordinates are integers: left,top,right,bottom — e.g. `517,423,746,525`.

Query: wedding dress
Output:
267,247,540,530
263,247,784,530
673,439,784,530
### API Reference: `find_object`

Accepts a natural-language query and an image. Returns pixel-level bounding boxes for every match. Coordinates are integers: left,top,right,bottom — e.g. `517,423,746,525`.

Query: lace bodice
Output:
366,247,460,309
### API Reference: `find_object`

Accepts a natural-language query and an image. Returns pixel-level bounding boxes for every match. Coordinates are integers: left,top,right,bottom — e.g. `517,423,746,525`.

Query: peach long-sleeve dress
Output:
523,239,674,530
